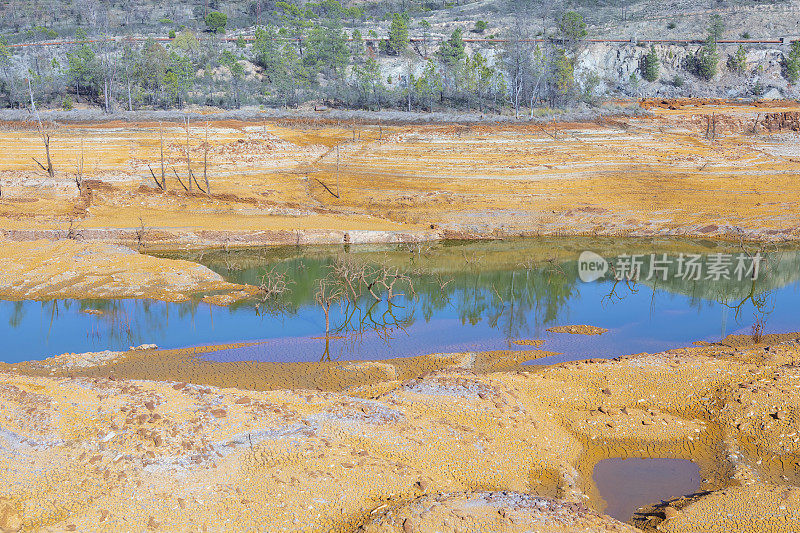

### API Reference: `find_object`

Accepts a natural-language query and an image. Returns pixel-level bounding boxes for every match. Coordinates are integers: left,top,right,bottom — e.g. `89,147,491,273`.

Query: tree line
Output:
3,4,797,114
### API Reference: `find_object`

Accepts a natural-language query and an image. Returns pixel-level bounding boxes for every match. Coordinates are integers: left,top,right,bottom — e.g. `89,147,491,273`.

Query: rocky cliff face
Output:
574,42,791,99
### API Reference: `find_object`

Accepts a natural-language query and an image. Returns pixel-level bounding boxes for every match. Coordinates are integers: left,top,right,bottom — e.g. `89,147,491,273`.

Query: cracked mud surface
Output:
1,335,800,531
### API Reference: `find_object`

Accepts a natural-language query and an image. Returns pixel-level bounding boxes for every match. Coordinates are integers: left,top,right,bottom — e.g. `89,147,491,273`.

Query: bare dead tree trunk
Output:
75,138,84,193
125,63,132,111
103,78,109,114
336,144,340,198
159,122,166,189
203,121,210,194
185,115,192,192
28,78,53,179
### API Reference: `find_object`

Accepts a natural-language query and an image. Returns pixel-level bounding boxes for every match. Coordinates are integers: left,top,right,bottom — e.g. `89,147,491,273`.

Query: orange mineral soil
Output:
0,99,797,252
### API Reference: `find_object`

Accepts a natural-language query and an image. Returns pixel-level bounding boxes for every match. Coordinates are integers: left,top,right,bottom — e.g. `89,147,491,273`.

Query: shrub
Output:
62,95,73,110
667,21,676,29
727,44,746,74
673,74,684,87
168,30,176,39
205,11,227,34
473,20,487,33
742,31,751,39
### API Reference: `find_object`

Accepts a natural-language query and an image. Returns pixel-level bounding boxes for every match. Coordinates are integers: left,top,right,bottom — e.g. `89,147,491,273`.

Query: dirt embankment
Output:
2,335,800,531
0,239,257,304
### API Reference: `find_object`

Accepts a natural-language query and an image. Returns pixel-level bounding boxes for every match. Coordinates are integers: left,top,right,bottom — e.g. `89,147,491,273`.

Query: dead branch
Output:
314,177,340,198
171,167,189,192
190,169,207,194
147,165,165,191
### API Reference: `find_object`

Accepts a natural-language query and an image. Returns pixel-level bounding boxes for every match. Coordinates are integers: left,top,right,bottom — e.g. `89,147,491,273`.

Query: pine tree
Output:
387,13,409,55
785,40,800,83
642,46,659,82
727,44,746,75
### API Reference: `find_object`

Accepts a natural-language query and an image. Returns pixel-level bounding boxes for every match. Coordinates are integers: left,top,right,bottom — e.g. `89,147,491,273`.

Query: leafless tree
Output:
135,216,147,249
314,275,345,337
75,138,84,193
28,78,54,178
203,121,211,194
185,115,193,192
159,122,166,189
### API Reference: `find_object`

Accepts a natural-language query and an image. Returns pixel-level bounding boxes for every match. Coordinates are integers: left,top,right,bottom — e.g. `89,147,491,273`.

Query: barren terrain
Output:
2,335,800,531
0,101,798,255
1,101,800,532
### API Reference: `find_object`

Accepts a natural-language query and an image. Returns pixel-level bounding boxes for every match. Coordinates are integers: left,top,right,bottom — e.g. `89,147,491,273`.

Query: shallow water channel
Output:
2,237,799,364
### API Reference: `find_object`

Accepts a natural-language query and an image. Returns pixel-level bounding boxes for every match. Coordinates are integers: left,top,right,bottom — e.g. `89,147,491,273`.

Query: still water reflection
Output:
1,238,798,364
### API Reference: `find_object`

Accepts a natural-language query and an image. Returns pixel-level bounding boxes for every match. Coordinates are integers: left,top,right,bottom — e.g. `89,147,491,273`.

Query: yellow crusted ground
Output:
1,336,800,531
0,100,799,251
0,239,257,303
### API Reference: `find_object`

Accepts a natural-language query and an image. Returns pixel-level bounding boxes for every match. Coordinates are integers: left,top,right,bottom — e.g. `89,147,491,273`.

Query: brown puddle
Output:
593,457,701,522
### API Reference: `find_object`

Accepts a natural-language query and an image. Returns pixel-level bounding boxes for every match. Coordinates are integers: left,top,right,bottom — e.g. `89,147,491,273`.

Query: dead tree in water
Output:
28,79,54,179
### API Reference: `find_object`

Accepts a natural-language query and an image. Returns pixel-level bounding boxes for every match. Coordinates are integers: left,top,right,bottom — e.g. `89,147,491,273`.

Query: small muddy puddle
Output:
593,457,701,522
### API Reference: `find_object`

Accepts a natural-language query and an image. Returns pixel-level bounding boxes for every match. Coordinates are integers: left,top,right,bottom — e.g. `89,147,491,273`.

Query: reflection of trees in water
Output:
137,245,800,360
235,253,582,359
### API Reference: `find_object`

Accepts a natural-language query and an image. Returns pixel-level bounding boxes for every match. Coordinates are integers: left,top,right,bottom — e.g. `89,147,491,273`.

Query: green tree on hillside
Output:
304,14,350,86
708,14,724,43
0,37,16,106
552,47,575,104
693,35,719,80
386,13,409,55
277,2,312,56
728,44,747,75
414,60,443,111
67,41,101,99
437,27,466,66
785,40,800,83
558,11,587,48
163,51,194,106
642,46,659,82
